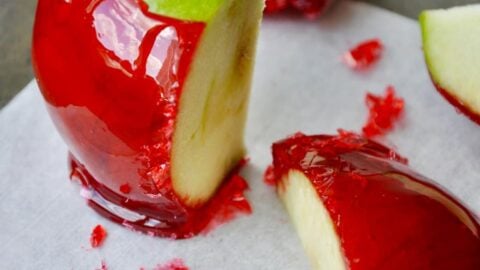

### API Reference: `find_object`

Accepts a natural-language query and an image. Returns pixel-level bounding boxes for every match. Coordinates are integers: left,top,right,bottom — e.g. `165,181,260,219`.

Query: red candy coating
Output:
433,80,480,125
265,0,289,13
270,132,480,270
362,86,404,138
90,225,107,248
344,39,383,69
33,0,250,238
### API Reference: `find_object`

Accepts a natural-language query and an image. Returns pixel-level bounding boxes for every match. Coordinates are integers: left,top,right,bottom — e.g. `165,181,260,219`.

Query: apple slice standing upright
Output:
421,5,480,124
32,0,263,238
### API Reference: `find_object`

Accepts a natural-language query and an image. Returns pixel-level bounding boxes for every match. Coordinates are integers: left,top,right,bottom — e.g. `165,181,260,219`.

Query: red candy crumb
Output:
119,183,131,194
362,86,404,138
96,260,108,270
265,0,334,19
153,258,189,270
344,39,383,69
90,225,107,248
289,0,332,19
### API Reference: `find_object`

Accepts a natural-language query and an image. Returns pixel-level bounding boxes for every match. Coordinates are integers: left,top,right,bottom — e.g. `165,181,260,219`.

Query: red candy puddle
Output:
90,224,108,248
33,0,251,239
268,132,480,269
362,86,404,138
344,39,383,69
265,0,334,19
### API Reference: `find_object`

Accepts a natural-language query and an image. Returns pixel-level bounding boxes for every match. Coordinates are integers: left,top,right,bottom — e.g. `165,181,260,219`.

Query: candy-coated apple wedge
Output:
269,133,480,270
33,0,263,237
420,5,480,124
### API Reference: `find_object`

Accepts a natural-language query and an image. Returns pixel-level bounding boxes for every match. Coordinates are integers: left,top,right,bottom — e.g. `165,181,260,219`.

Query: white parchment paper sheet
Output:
1,1,479,269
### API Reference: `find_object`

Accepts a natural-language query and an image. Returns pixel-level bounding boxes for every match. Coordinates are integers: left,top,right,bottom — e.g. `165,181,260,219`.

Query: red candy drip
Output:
265,0,334,19
33,0,251,239
344,39,383,69
119,183,131,194
362,86,404,138
263,165,276,186
153,258,189,270
90,225,107,248
270,132,480,270
97,260,108,270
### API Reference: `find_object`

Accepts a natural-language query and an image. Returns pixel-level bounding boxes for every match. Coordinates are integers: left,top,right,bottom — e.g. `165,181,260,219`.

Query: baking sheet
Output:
1,1,480,269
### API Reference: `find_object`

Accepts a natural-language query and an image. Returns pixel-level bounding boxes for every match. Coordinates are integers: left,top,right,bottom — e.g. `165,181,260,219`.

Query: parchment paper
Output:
1,1,479,269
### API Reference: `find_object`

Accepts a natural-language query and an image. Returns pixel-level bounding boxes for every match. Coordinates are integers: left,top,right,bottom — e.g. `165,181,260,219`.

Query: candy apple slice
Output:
269,133,480,269
33,0,263,237
420,5,480,124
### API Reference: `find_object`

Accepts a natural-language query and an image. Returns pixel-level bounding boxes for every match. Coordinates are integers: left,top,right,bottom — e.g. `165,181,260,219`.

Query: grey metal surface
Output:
0,0,477,109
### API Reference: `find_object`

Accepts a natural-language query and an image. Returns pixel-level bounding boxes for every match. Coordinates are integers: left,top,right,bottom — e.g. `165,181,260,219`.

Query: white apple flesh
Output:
279,170,347,270
172,0,264,206
421,5,480,123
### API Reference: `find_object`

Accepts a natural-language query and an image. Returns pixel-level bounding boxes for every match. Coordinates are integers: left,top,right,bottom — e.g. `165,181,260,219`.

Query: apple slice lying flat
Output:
269,133,480,269
420,5,480,124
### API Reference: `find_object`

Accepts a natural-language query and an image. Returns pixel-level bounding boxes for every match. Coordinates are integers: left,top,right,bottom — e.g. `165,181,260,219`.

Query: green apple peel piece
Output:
144,0,224,22
170,0,264,206
421,5,480,121
279,170,347,270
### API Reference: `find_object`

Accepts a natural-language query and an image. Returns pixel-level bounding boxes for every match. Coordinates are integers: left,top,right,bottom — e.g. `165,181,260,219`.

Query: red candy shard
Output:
153,258,189,270
344,39,383,69
90,225,107,248
362,86,404,138
269,132,480,270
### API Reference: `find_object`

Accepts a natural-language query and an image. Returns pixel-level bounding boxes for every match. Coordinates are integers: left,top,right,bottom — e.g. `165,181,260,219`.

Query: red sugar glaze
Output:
153,258,189,270
265,0,334,19
362,86,404,138
344,39,383,69
33,0,250,238
90,224,108,248
432,80,480,125
270,132,480,270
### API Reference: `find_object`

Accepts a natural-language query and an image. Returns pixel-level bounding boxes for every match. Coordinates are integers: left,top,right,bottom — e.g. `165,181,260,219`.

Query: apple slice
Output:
420,5,480,124
33,0,263,237
269,133,480,269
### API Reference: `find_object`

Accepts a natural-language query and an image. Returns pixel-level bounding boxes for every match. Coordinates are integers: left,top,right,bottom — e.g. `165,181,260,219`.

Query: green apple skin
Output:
144,0,224,22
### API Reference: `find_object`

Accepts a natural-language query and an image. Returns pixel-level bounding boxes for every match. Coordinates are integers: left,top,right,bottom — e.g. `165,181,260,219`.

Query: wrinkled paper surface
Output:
1,1,479,269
